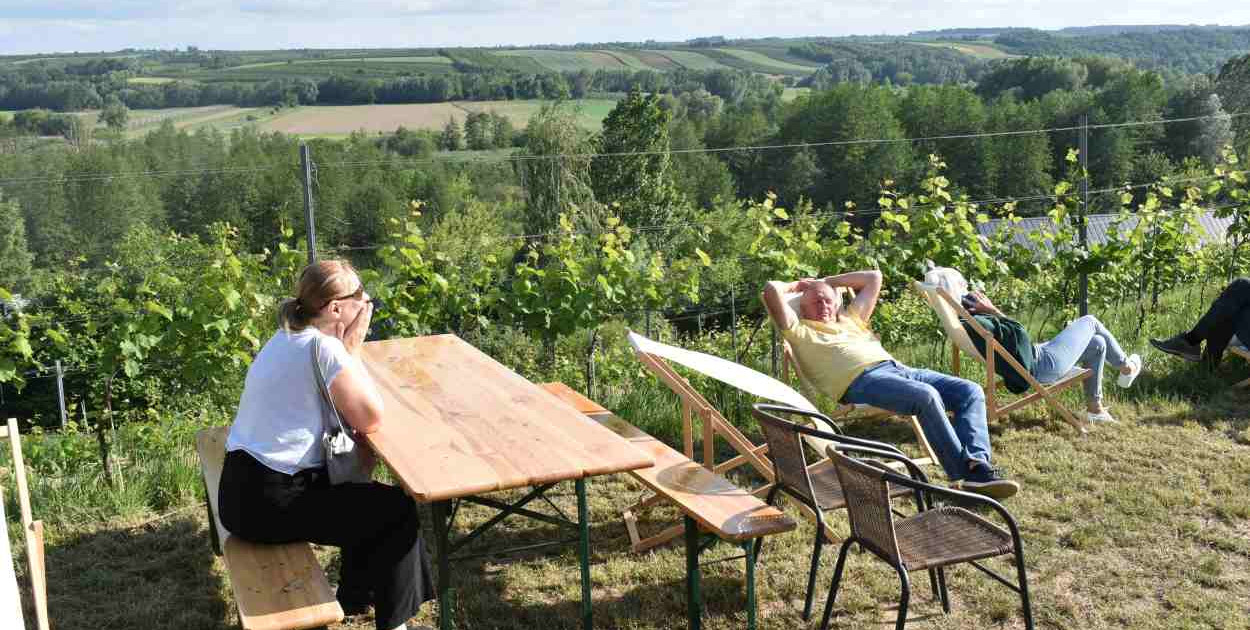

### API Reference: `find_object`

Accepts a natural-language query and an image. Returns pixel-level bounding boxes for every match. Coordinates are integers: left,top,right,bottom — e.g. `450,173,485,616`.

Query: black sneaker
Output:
959,463,1020,500
1150,334,1201,362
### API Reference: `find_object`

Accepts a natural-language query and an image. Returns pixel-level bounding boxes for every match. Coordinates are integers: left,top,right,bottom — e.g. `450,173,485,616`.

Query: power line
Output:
0,164,288,187
5,111,1245,187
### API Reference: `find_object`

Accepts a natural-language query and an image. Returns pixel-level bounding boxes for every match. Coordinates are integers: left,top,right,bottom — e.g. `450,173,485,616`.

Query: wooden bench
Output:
195,427,344,630
540,383,797,630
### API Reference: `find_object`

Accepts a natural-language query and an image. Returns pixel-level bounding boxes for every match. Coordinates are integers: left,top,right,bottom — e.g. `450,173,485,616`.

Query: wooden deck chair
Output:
625,331,930,551
1230,335,1250,389
913,268,1091,432
762,288,940,468
2,417,50,630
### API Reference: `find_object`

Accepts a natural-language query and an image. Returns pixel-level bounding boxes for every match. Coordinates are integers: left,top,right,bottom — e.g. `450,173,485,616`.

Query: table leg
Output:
576,478,592,630
684,515,701,630
432,500,453,630
741,541,756,630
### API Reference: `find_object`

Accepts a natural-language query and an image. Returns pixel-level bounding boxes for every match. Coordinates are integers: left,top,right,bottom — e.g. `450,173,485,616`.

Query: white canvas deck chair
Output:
914,267,1091,431
2,417,50,630
1230,335,1250,389
763,288,940,468
625,331,932,551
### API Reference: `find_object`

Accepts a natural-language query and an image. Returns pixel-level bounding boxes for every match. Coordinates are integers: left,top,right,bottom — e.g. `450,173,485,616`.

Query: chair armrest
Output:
757,403,910,460
863,463,1024,543
754,402,844,436
824,443,930,485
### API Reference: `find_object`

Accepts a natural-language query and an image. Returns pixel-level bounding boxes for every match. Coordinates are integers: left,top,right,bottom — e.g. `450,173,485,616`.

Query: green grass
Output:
913,41,1019,59
643,50,727,71
712,48,817,74
8,284,1250,629
495,50,637,72
127,77,181,85
782,87,810,103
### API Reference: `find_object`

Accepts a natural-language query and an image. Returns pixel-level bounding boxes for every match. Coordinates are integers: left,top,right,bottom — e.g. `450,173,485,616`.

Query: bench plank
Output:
196,427,343,630
540,383,795,543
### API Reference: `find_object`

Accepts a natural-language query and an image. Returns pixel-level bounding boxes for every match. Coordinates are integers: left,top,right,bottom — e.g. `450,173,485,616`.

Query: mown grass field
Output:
699,49,815,76
6,284,1250,629
914,41,1018,59
254,99,620,136
494,50,643,72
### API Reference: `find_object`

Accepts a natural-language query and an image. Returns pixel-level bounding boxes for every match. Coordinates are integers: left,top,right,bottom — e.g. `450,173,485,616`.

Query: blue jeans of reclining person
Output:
841,360,991,482
1032,315,1128,408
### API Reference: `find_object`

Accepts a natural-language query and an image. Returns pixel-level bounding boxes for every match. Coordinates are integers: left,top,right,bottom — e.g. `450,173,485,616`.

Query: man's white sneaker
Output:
1117,353,1142,388
1087,409,1117,423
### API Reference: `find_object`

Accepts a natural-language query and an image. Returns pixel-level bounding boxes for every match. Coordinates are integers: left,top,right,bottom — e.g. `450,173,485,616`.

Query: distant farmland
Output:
256,99,620,136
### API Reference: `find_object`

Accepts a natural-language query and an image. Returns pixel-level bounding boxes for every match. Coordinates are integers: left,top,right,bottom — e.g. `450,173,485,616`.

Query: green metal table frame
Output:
430,478,592,630
683,515,760,630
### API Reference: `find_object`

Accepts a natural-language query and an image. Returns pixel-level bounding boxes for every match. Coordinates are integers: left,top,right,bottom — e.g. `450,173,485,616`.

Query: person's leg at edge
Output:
218,453,434,630
286,480,433,630
898,366,991,466
1187,278,1250,345
1035,315,1130,412
1155,278,1250,362
842,362,975,481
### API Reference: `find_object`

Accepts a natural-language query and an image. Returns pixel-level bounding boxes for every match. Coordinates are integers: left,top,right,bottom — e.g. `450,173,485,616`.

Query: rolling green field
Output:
645,49,729,70
713,48,818,73
915,41,1018,59
252,98,620,136
495,50,639,72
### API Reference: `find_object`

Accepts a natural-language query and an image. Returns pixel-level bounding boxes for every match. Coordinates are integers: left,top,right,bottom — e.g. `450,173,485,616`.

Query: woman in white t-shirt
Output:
218,260,433,630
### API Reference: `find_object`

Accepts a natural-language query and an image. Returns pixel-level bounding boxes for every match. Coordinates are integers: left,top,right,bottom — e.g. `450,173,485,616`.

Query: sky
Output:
1,0,1249,55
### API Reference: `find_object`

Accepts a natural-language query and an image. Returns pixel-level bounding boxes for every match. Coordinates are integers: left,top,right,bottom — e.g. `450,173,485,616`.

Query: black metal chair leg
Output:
802,521,826,620
820,539,854,630
937,566,950,613
927,568,939,604
894,566,911,630
1016,549,1034,630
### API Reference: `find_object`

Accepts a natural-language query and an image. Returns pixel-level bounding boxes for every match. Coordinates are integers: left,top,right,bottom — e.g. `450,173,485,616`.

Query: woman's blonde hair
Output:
277,260,359,331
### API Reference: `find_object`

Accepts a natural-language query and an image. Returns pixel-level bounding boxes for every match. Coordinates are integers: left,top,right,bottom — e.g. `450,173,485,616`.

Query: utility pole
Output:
300,143,317,265
55,361,67,430
1078,114,1090,317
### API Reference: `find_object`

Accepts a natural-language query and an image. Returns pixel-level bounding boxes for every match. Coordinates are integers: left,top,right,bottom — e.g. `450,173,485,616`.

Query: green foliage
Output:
591,88,688,228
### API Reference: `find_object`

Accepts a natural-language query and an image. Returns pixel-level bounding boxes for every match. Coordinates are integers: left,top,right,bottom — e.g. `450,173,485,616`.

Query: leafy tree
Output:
518,102,598,236
490,112,515,148
0,192,32,287
776,83,913,210
984,95,1053,207
439,116,463,151
978,57,1088,101
464,111,492,150
1215,54,1250,149
99,97,130,132
590,88,686,229
899,85,991,197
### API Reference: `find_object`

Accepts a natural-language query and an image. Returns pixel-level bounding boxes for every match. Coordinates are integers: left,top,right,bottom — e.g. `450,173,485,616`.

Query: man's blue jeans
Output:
842,361,991,481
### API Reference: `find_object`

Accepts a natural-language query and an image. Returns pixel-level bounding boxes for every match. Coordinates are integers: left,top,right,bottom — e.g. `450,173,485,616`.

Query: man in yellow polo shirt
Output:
763,270,1018,499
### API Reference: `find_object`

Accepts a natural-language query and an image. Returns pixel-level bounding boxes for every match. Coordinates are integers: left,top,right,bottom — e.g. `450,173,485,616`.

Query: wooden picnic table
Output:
360,335,654,630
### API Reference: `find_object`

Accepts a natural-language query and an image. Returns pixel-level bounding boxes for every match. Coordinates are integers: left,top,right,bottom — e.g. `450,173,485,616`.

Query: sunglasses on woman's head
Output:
322,284,367,308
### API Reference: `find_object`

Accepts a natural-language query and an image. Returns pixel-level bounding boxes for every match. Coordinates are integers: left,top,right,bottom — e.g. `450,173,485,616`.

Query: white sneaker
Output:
1087,409,1117,423
1117,353,1142,388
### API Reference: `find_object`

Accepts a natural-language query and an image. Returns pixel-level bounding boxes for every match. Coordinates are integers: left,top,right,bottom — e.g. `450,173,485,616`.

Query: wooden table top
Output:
360,335,654,503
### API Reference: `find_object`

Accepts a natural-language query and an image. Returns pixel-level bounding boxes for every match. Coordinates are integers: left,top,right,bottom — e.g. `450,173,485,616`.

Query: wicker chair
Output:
751,403,933,621
821,448,1034,630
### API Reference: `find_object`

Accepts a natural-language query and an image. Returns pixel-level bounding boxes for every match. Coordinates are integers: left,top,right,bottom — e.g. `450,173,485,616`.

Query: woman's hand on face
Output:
335,299,373,355
969,291,1000,316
